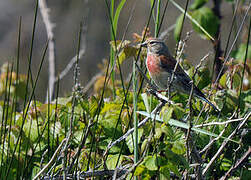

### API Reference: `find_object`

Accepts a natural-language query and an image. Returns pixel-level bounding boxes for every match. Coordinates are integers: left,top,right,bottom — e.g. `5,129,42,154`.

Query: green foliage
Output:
1,1,250,179
173,0,219,41
0,62,27,100
191,7,219,39
1,36,250,178
232,43,251,62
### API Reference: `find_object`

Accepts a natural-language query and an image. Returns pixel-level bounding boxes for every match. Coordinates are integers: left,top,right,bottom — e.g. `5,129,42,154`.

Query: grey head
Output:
141,38,169,55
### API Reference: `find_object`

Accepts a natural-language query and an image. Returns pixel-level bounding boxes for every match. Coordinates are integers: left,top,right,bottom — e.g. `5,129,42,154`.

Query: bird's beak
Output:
140,41,148,48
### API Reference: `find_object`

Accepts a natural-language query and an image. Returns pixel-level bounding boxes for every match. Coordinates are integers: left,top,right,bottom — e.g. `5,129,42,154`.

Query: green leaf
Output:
144,156,158,171
134,164,146,176
232,73,241,90
161,107,174,124
174,14,185,42
113,0,126,34
191,7,219,39
160,165,170,179
234,44,251,63
190,0,208,10
56,97,72,106
173,105,185,119
23,119,39,142
141,139,148,153
106,154,124,169
118,45,138,64
171,140,186,155
239,89,251,112
241,89,251,103
126,128,144,153
170,0,214,41
219,73,227,88
161,124,174,137
196,68,211,90
167,162,181,177
166,148,189,170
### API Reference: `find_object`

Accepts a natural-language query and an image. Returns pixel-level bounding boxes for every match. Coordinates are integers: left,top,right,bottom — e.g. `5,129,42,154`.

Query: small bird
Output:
141,38,218,111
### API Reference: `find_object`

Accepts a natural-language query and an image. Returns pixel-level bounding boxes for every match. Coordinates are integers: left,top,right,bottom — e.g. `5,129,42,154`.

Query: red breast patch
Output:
146,54,161,74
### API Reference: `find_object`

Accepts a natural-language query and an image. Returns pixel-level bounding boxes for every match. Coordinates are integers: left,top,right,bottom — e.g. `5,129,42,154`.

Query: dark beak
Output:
140,41,148,48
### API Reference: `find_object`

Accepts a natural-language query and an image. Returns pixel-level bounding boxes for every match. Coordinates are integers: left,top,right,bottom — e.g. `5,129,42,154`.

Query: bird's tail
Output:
198,96,219,112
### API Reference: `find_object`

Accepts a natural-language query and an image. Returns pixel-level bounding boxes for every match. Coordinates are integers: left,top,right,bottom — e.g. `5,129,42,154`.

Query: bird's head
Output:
141,38,169,55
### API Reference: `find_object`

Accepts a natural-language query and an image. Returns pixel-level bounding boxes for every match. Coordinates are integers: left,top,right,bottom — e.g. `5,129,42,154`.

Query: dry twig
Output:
202,112,250,175
39,0,56,103
32,138,66,180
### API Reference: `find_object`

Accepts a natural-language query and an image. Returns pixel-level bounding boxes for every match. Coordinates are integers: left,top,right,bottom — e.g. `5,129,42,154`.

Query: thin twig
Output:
55,1,89,84
57,47,86,83
202,112,250,175
168,31,192,100
83,72,103,94
39,149,48,171
220,146,251,180
199,123,227,155
68,118,94,171
214,2,251,84
32,138,66,180
106,102,166,150
42,167,128,179
195,116,249,128
158,24,176,40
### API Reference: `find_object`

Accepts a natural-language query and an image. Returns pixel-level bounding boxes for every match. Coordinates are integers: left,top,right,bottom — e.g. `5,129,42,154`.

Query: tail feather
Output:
198,96,219,112
193,86,219,112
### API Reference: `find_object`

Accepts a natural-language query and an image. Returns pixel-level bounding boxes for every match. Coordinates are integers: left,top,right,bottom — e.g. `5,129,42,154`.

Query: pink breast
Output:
146,54,161,74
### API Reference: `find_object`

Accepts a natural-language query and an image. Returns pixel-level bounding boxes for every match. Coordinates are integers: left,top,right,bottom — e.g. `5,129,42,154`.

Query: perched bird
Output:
141,38,218,111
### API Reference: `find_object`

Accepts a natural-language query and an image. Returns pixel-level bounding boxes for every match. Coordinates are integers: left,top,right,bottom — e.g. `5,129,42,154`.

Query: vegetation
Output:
0,0,250,179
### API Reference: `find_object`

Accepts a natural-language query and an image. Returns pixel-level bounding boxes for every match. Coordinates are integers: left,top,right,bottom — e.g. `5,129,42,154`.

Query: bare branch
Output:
83,72,103,94
39,0,56,103
220,146,251,180
195,116,249,128
42,167,129,179
32,138,66,180
202,112,250,175
55,0,89,84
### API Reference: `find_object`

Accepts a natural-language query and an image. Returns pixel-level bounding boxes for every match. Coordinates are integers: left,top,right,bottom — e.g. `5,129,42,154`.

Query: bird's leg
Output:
146,88,168,103
157,90,167,93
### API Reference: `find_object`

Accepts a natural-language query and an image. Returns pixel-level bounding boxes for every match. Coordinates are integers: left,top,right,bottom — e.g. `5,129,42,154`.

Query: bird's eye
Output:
149,41,157,45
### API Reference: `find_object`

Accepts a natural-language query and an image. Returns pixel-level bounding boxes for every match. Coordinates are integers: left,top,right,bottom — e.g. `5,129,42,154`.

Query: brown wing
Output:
158,54,185,75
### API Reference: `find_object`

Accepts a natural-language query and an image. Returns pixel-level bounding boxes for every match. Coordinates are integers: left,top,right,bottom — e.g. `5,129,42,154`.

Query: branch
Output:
32,138,66,180
55,1,89,84
220,146,251,180
68,118,94,171
83,72,103,94
195,116,249,128
57,46,87,83
38,0,56,103
106,101,166,151
42,167,128,179
202,112,250,175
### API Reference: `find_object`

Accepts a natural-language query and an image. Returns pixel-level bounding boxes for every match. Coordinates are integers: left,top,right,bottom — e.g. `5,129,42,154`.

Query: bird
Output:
141,38,218,111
